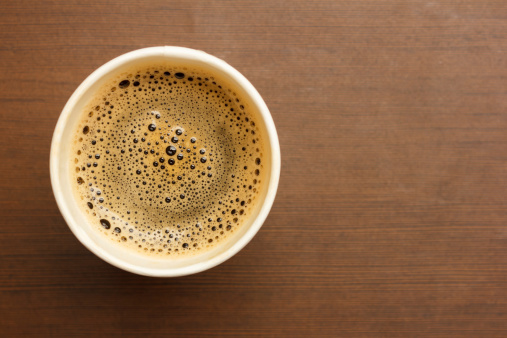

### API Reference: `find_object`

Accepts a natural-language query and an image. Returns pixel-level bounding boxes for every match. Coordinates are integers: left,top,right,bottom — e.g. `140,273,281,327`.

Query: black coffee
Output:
71,63,267,257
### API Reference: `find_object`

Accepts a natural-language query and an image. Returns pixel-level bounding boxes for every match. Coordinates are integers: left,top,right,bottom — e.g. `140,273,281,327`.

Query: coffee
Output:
70,62,267,257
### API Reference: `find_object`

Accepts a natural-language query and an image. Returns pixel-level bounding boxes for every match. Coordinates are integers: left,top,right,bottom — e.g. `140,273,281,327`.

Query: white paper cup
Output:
50,47,280,277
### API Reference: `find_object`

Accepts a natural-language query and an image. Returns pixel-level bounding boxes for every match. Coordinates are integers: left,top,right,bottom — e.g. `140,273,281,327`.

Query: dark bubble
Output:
95,154,100,159
255,158,261,165
77,177,84,185
136,170,142,175
175,129,182,135
87,202,93,209
255,169,260,176
180,194,185,199
171,136,178,143
165,197,171,203
133,81,140,87
114,227,121,233
91,140,96,145
164,71,170,76
200,149,205,154
200,157,207,163
100,219,111,229
155,113,161,119
190,137,196,143
148,124,157,131
159,157,165,163
166,146,176,156
153,161,158,167
177,154,183,160
119,80,130,88
175,72,185,79
83,126,89,134
190,165,195,169
133,138,138,143
168,159,175,165
182,243,189,248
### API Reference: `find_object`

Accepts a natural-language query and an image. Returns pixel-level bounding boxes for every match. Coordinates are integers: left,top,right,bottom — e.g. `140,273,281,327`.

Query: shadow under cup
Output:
50,47,280,277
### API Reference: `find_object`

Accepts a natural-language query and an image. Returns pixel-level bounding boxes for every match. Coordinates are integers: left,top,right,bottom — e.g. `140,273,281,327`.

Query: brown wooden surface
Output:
1,0,507,336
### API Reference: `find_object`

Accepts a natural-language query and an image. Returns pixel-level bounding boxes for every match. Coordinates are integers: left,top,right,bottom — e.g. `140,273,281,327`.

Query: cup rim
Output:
50,46,281,277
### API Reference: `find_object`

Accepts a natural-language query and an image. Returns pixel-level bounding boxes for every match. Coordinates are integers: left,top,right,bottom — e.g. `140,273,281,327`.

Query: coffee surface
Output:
70,63,266,257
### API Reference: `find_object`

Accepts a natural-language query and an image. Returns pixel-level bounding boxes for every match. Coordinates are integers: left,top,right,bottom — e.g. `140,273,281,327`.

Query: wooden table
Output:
2,1,507,336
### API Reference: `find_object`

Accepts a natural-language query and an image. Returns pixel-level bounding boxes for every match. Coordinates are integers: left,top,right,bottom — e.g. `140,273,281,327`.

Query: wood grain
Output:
2,0,507,336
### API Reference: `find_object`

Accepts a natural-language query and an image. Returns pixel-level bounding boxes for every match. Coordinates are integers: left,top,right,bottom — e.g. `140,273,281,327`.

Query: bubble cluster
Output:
70,64,266,257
